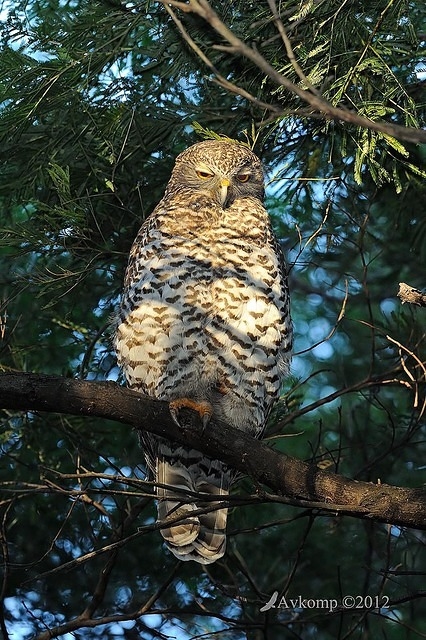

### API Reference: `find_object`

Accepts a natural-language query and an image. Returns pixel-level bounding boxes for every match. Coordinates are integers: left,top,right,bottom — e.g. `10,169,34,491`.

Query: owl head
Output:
167,140,265,208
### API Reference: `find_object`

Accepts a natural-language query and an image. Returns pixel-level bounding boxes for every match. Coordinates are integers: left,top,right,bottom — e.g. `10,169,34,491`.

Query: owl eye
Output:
196,169,214,180
237,173,251,183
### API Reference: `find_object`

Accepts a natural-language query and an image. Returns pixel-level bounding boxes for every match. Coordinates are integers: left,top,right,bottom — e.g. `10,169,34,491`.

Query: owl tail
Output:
156,455,230,564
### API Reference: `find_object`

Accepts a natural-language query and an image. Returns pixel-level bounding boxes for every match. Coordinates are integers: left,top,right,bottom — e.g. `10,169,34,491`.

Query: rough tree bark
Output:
1,371,425,530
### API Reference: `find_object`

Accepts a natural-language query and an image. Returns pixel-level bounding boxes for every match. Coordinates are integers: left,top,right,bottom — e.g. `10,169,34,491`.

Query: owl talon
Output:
202,411,211,430
169,398,213,430
169,404,183,428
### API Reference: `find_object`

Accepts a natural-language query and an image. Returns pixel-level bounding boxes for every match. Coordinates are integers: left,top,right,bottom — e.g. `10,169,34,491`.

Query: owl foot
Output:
169,398,213,430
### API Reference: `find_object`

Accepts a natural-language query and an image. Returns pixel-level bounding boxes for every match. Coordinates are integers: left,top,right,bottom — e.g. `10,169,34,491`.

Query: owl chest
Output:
119,232,287,397
129,233,281,314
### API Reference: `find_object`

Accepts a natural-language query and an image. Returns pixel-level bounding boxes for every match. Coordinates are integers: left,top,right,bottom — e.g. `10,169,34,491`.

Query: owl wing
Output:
116,207,232,564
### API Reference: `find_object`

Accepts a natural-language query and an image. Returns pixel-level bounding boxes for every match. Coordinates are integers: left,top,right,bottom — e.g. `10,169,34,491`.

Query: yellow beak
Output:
218,177,230,207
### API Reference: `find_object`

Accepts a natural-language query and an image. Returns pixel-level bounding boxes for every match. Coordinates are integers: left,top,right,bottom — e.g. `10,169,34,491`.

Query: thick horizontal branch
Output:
1,371,426,530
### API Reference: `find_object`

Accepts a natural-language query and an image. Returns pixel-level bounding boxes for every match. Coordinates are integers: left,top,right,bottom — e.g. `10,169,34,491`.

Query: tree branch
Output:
398,282,426,307
162,2,278,113
1,371,425,530
159,0,426,145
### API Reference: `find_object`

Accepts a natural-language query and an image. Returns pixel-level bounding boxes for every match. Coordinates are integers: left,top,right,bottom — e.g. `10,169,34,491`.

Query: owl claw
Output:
169,398,213,430
169,404,183,428
202,410,211,430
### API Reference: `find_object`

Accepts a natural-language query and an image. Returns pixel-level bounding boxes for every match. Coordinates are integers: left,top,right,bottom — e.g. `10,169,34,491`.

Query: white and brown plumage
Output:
115,140,292,564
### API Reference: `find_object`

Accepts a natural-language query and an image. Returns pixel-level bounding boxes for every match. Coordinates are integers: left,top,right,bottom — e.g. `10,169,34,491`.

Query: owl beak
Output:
218,177,230,207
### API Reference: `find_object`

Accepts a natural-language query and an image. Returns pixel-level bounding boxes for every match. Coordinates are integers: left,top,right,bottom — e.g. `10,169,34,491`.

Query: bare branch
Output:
1,371,426,530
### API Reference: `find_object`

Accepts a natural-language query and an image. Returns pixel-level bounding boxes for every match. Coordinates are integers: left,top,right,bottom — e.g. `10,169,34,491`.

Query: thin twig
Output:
267,0,322,96
163,2,278,113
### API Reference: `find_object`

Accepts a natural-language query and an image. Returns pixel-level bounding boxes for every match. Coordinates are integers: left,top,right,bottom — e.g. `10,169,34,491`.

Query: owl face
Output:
169,140,265,208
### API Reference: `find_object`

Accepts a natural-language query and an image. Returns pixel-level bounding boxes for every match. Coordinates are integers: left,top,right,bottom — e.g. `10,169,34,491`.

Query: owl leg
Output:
169,398,213,429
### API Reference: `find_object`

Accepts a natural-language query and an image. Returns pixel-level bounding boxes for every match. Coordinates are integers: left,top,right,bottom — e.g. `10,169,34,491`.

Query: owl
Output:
115,140,292,564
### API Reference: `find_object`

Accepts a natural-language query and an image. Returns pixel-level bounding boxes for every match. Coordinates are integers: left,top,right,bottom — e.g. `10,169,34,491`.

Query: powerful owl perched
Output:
115,140,292,564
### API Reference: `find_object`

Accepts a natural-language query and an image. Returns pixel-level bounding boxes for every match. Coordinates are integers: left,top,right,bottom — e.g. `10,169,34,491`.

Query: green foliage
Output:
0,1,425,639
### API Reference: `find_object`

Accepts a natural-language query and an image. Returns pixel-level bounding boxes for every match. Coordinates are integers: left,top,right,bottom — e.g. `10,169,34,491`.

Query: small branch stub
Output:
398,282,426,307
